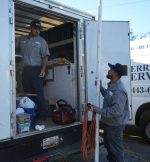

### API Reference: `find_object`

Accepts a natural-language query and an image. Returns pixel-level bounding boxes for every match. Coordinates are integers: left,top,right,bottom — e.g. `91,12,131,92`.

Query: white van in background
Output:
130,38,150,143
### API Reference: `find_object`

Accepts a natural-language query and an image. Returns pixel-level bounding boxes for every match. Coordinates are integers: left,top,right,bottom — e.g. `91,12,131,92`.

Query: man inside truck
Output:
15,19,50,130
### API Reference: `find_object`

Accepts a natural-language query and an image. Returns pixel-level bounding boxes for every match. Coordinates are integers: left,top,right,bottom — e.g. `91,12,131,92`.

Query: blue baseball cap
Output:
108,63,124,76
30,19,42,29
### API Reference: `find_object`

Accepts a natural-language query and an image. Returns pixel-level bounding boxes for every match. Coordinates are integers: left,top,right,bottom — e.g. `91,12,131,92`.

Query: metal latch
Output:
80,66,84,77
9,60,14,77
34,0,53,9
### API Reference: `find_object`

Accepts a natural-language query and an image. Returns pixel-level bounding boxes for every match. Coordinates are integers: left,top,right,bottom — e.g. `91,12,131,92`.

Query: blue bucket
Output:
23,107,37,125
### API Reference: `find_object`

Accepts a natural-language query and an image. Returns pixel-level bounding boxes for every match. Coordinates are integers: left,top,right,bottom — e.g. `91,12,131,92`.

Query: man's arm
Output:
100,85,107,97
100,80,107,96
93,90,127,118
39,55,49,77
40,38,50,77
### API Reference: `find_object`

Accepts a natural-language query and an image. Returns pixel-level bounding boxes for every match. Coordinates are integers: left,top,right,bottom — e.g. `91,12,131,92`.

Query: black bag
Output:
52,100,76,124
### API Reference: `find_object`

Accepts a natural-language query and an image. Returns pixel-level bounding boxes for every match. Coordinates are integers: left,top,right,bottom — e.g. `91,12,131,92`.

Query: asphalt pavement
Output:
22,125,150,162
66,125,150,162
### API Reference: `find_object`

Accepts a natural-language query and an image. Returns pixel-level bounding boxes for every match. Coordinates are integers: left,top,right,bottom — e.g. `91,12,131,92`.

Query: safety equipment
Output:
52,100,76,124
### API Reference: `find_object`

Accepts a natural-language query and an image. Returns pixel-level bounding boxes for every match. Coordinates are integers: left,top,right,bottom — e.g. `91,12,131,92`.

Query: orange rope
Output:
81,110,96,161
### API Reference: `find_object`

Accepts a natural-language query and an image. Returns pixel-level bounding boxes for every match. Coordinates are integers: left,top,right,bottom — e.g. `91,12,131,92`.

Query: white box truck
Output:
130,38,150,143
0,0,131,161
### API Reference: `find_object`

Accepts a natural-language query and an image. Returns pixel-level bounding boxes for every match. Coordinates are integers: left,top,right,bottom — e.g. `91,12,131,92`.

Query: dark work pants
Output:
101,123,124,162
22,66,47,121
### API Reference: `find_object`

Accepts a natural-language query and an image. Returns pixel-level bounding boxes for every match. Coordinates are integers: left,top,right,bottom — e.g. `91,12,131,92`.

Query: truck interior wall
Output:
44,64,76,107
41,22,74,62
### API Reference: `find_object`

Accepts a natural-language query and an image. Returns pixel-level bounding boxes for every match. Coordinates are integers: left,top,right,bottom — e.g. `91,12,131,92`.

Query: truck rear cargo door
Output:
85,21,131,117
0,0,14,140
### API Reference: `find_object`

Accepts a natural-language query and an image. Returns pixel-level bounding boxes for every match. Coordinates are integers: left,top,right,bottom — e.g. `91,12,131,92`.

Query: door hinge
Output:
9,18,13,25
80,66,84,77
79,23,84,39
9,13,13,24
10,112,14,129
10,60,14,77
10,112,16,137
9,1,14,24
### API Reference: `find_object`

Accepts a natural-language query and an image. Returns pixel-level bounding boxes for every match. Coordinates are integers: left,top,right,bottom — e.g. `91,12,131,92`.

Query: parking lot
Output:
67,125,150,162
23,125,149,162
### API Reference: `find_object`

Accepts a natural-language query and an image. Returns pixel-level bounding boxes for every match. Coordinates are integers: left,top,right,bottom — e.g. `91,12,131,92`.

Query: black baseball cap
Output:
30,19,42,29
108,63,125,77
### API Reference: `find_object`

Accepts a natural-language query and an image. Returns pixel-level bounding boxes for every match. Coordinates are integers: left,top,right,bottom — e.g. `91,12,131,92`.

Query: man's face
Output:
30,26,40,35
106,69,115,79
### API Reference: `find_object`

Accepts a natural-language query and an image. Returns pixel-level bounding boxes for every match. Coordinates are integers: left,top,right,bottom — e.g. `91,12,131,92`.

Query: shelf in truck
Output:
15,54,22,57
16,93,38,97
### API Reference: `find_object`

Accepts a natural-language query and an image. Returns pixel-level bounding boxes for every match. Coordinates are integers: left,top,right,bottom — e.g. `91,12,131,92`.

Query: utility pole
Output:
95,0,102,162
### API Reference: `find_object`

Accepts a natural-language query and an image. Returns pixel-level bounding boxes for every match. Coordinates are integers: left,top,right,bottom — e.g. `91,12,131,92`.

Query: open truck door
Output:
85,21,131,118
0,0,14,140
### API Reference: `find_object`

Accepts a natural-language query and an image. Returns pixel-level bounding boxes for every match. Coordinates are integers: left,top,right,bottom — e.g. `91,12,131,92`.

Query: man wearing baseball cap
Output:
87,63,130,162
16,19,50,130
30,19,42,29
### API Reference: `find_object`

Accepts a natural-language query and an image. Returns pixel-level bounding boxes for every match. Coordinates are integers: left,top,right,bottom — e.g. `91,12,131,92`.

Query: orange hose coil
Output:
81,110,96,161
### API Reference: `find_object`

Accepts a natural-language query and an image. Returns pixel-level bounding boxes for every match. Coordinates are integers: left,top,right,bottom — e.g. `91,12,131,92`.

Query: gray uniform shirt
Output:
96,79,130,126
16,35,50,66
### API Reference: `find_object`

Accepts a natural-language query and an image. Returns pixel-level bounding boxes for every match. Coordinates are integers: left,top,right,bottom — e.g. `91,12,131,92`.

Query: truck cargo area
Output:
15,2,79,136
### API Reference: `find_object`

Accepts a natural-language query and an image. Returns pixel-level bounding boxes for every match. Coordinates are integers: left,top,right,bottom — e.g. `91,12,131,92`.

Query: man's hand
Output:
39,68,45,77
86,103,97,112
39,55,48,77
100,80,102,86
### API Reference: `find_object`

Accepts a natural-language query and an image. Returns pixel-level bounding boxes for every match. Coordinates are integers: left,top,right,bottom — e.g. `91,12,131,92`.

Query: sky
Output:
56,0,150,34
